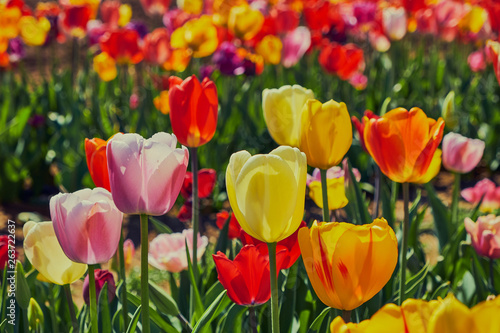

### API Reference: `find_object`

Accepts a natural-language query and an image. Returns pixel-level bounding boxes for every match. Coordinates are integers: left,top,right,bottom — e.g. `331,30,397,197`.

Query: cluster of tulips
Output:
2,66,497,333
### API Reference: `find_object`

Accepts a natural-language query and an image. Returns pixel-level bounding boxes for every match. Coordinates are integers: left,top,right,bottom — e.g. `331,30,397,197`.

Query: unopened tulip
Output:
382,7,407,41
85,135,116,191
464,214,500,259
83,269,116,304
226,146,307,243
170,16,218,58
18,16,51,46
282,26,311,68
143,28,170,65
442,133,484,174
442,91,459,129
168,75,218,147
299,99,352,169
27,298,44,331
107,132,189,216
148,229,208,272
262,85,314,147
461,179,500,212
23,221,87,285
308,178,348,210
228,5,264,40
50,188,123,264
364,107,444,183
299,218,398,311
256,35,282,65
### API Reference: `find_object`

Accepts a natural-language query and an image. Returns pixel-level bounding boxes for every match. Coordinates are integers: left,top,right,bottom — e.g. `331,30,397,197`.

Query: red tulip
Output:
213,244,286,306
270,5,299,33
59,4,92,38
240,221,306,270
85,137,113,192
180,168,217,199
351,110,380,152
83,269,116,304
0,235,17,270
168,75,218,148
100,0,120,28
100,28,143,65
142,28,170,65
216,211,242,239
318,42,364,80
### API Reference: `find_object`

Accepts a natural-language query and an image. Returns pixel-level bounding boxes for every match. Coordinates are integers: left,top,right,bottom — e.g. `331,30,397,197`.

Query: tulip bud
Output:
28,298,44,331
442,91,458,130
83,269,116,305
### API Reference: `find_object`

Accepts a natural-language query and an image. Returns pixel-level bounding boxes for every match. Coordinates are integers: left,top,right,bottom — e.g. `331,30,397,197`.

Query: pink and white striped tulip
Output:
107,132,189,216
50,188,123,264
442,132,484,174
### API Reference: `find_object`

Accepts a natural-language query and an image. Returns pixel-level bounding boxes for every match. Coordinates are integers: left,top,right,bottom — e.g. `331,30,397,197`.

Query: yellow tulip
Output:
171,16,218,58
177,0,203,15
154,90,170,115
19,16,51,46
262,84,314,147
256,35,282,65
226,146,307,243
471,295,500,332
23,221,87,285
0,6,22,39
299,218,398,311
212,0,246,26
228,4,264,40
299,99,352,169
308,178,348,210
427,294,477,333
459,6,488,34
93,52,117,82
118,4,132,27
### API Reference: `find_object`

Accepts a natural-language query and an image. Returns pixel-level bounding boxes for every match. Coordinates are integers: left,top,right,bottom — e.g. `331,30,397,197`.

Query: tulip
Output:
18,16,51,46
216,211,242,239
307,164,361,186
442,133,484,174
106,132,189,216
99,28,143,65
168,75,218,148
464,214,500,259
256,35,282,65
468,50,486,72
177,0,202,15
154,90,170,115
348,73,368,91
442,91,458,130
459,5,488,34
212,0,246,26
364,107,444,184
59,5,92,38
85,136,114,191
351,110,380,153
100,0,120,28
129,93,139,110
118,4,132,27
382,7,407,41
143,28,171,65
461,179,500,212
270,6,299,33
486,40,500,86
148,229,208,273
180,168,217,199
282,26,311,68
299,99,352,170
50,188,123,264
308,178,348,211
83,269,116,304
262,84,314,147
369,30,391,53
27,298,44,331
212,41,245,76
140,0,170,16
228,5,264,41
162,48,191,72
23,221,87,285
1,234,18,270
93,52,117,82
318,43,364,80
170,16,218,58
299,218,398,311
0,7,21,39
123,239,135,271
226,146,307,243
240,220,307,270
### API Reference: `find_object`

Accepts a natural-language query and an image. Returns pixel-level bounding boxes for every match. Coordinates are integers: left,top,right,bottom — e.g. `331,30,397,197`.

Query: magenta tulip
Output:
442,132,485,174
282,26,311,68
83,269,116,304
148,229,208,273
107,132,189,216
50,188,123,264
465,214,500,259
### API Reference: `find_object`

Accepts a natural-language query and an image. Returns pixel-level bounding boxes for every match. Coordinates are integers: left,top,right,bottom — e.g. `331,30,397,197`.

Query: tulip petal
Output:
428,294,476,333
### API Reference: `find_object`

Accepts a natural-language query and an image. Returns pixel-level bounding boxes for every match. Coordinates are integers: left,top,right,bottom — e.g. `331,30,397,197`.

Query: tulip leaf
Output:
192,290,227,333
149,281,180,316
468,194,485,221
185,239,205,320
98,282,111,333
125,305,142,333
15,262,31,310
126,292,179,333
424,183,451,249
111,307,123,332
428,282,451,300
394,263,429,302
217,303,247,333
307,306,331,332
0,319,6,331
346,160,371,225
149,217,173,234
380,97,391,116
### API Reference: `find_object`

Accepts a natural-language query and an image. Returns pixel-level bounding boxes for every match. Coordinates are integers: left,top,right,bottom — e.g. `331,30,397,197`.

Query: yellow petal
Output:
308,178,348,210
471,296,500,333
428,294,477,333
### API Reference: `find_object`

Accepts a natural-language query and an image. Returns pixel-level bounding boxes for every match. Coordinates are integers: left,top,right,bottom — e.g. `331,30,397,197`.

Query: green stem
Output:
140,214,151,333
320,169,330,222
248,306,258,333
190,147,199,278
63,284,79,333
88,264,98,333
490,258,496,293
451,172,461,225
118,232,129,328
71,37,78,89
48,284,59,333
372,165,381,219
268,242,279,333
399,183,410,305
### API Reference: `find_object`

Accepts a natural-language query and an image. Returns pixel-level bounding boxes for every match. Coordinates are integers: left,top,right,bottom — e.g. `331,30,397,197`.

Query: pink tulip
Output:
140,0,170,16
348,73,368,90
464,214,500,259
468,50,486,72
435,0,465,42
100,0,120,28
382,7,407,41
306,160,361,186
107,132,189,216
148,229,208,273
442,132,484,173
462,179,500,212
282,26,311,68
50,188,123,264
83,269,116,304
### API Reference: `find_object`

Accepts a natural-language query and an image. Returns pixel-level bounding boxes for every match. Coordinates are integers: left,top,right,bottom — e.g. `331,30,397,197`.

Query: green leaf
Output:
424,183,451,249
346,160,371,225
125,306,142,333
0,319,6,331
307,307,331,332
185,239,205,320
192,290,227,333
394,263,429,302
15,262,31,309
429,282,451,300
149,281,180,316
98,282,111,333
126,292,178,333
149,217,173,234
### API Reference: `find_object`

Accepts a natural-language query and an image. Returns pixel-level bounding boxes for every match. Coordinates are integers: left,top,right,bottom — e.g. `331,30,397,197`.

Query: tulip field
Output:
3,0,500,332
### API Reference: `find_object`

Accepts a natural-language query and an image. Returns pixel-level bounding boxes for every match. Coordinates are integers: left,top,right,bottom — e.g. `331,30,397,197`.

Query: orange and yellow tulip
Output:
256,35,282,65
299,218,398,311
363,107,444,184
171,16,218,58
0,6,22,39
93,52,117,82
19,16,51,46
228,4,264,40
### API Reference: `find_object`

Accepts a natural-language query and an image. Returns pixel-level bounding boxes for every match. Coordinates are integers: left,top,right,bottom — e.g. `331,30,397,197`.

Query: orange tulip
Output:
162,48,191,72
85,137,113,192
363,107,444,184
0,6,22,39
143,28,171,65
